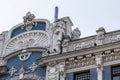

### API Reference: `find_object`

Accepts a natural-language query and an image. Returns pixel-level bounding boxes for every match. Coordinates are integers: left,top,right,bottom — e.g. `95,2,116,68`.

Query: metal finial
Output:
54,6,59,22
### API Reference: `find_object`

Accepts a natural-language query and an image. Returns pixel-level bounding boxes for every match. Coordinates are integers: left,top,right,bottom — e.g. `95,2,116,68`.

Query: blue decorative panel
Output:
11,22,46,38
0,51,46,80
103,66,111,80
90,68,97,80
66,73,74,80
7,52,42,70
32,22,46,31
11,27,26,38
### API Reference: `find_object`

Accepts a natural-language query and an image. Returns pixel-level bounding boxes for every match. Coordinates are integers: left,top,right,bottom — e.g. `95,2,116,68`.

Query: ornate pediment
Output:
3,31,50,57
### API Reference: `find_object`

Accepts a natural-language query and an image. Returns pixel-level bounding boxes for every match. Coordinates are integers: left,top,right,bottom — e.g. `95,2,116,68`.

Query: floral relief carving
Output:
22,12,37,31
65,55,95,70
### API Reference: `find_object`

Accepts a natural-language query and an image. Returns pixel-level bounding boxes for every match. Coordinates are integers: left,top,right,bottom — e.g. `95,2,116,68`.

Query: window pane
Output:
113,76,120,80
112,66,120,80
74,71,90,80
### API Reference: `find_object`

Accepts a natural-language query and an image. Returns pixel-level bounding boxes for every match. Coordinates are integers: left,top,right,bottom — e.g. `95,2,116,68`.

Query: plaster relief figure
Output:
59,62,65,80
29,62,38,72
47,61,59,80
72,28,81,40
95,54,103,80
19,66,25,79
96,55,102,69
8,66,17,76
52,25,65,53
96,27,106,40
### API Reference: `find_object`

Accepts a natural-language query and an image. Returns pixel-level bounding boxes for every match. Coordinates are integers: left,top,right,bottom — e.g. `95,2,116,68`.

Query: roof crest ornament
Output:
22,12,37,31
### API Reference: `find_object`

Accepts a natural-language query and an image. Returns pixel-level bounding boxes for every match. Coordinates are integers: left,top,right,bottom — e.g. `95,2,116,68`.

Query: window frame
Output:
74,70,90,80
111,65,120,80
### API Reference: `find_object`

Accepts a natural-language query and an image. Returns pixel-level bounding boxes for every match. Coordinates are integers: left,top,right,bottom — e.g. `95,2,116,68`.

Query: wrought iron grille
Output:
112,66,120,80
74,71,90,80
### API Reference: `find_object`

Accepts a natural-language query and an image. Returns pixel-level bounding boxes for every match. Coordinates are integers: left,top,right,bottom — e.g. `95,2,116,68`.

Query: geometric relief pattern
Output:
65,48,120,71
3,31,49,56
103,49,120,63
65,54,95,70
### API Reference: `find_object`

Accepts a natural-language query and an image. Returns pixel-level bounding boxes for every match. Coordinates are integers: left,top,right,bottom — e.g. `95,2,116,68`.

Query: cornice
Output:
38,41,120,66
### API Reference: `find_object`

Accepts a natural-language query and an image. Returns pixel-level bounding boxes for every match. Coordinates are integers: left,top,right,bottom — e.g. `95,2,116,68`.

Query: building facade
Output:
0,12,120,80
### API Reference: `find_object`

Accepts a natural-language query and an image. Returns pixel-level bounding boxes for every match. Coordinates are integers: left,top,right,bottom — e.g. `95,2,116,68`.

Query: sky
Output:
0,0,120,37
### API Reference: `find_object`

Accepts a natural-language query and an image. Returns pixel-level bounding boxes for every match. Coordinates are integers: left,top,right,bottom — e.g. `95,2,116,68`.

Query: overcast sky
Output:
0,0,120,37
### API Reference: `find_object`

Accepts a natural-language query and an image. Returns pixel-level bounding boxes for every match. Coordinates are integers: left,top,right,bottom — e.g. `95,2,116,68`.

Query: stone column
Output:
46,61,59,80
46,61,66,80
95,54,103,80
59,62,65,80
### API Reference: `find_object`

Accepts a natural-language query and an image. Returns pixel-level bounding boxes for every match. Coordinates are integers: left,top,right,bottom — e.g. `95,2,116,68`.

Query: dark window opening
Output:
74,71,90,80
112,65,120,80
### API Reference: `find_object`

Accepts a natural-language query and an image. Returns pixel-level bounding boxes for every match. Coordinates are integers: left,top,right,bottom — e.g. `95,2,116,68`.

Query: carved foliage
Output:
22,12,36,31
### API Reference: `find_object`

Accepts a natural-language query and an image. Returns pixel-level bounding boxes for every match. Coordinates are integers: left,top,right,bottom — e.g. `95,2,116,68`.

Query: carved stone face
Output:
72,28,81,39
96,55,102,67
54,27,64,43
49,67,56,73
97,31,104,37
52,26,65,53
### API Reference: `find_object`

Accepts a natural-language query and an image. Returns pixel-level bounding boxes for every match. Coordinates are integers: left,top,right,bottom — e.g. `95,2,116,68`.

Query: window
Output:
112,66,120,80
74,71,90,80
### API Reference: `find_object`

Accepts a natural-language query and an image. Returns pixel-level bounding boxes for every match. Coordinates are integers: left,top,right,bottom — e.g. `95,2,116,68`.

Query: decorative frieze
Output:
65,54,95,70
103,50,120,63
